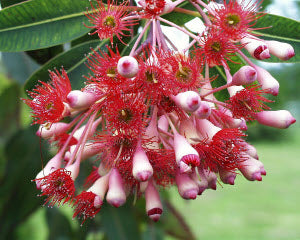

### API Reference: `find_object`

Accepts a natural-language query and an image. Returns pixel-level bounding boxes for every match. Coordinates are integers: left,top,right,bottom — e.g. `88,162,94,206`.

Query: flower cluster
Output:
24,0,296,223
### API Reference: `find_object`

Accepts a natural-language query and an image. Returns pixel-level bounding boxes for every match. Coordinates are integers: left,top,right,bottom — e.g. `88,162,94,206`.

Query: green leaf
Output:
0,127,51,239
142,223,164,240
46,207,74,240
101,202,141,240
253,14,300,63
0,0,26,8
26,45,64,65
2,52,40,84
0,0,95,52
24,39,109,92
0,82,20,139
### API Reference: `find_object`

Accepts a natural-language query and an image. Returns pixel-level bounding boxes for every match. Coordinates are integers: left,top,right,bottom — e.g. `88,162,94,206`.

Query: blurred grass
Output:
169,125,300,240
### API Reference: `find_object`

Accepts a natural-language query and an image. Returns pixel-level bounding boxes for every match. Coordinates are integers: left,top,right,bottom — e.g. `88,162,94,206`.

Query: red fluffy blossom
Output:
211,0,264,40
140,0,166,17
85,0,137,43
194,128,247,172
227,85,272,121
194,29,239,67
94,133,138,170
134,50,173,103
103,94,148,137
51,133,78,151
34,168,75,206
73,191,101,224
86,47,131,93
166,53,204,94
146,149,177,187
23,69,71,124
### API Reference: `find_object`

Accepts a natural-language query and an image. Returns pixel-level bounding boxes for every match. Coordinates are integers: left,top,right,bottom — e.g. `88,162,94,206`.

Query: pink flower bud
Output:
239,156,265,181
35,153,62,189
172,91,201,112
243,143,259,159
219,169,236,185
255,66,279,96
256,110,296,129
132,144,153,182
196,119,221,140
117,56,139,78
266,40,295,61
145,180,163,222
158,115,169,132
65,142,104,162
231,66,257,86
88,174,110,208
191,169,208,195
179,118,203,144
67,90,98,110
36,122,70,139
203,169,217,190
175,171,199,199
106,168,126,207
194,101,212,119
241,37,270,60
173,132,200,173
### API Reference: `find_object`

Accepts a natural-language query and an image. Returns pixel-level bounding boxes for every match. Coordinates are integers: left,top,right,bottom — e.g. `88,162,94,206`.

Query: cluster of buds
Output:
23,0,296,223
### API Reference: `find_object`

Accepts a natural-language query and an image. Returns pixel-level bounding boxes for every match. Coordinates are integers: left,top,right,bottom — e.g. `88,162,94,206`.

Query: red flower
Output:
134,50,173,103
34,168,75,206
146,149,177,187
194,29,238,67
85,0,137,43
86,47,131,94
103,94,148,137
194,129,246,172
140,0,166,18
227,85,272,121
166,53,203,94
211,0,264,40
73,191,101,224
23,69,71,124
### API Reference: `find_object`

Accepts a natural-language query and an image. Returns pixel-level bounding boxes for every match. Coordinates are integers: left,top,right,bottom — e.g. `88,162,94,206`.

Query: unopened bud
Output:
145,180,163,222
36,122,69,139
175,171,199,199
194,101,212,119
172,91,201,112
219,169,236,185
239,156,265,181
255,66,279,96
106,168,126,207
231,66,257,86
241,37,270,60
117,56,139,78
67,90,98,110
256,110,296,129
173,132,200,173
132,144,153,182
266,40,295,61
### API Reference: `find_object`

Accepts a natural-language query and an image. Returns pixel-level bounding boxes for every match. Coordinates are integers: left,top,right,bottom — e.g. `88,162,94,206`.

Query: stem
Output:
129,20,152,56
67,110,97,166
173,7,201,17
157,16,199,42
201,82,232,98
195,0,215,15
236,49,256,67
188,0,211,26
202,97,228,107
156,21,169,51
183,38,197,53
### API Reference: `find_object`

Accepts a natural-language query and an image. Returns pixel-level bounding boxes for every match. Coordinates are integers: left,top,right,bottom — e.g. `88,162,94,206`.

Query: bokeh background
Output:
0,0,299,239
